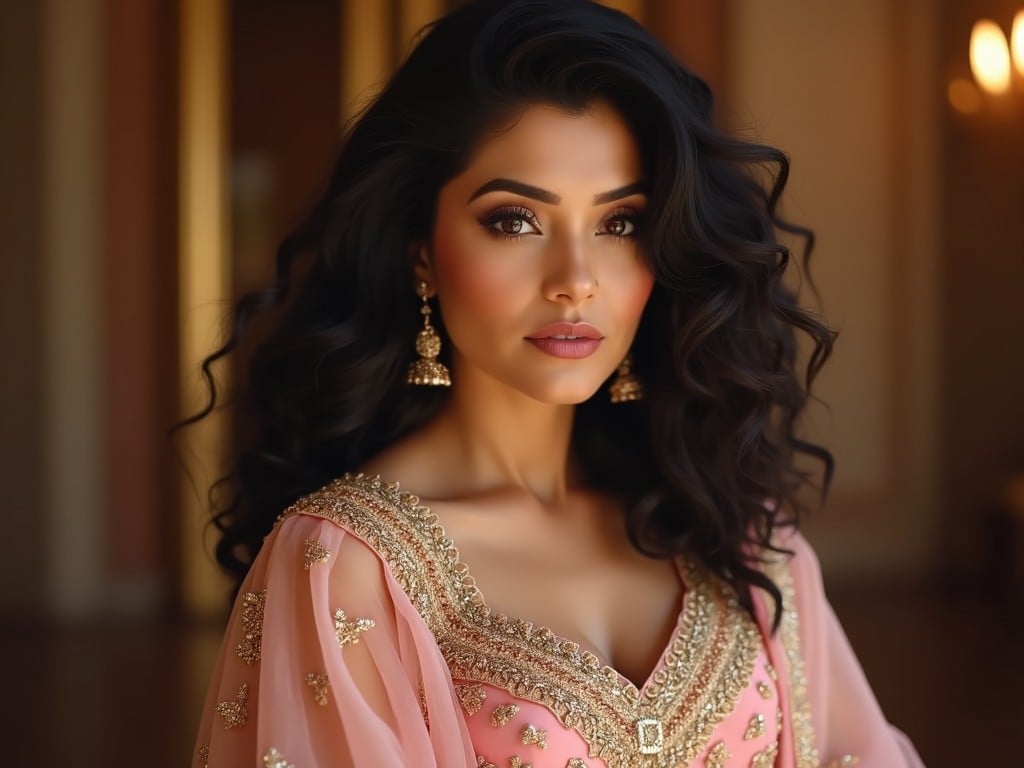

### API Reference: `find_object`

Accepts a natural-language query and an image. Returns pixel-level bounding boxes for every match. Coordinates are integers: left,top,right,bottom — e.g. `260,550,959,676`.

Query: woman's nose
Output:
542,234,598,305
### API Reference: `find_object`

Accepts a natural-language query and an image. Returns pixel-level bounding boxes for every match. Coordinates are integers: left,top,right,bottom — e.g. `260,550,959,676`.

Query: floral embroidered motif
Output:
264,747,295,768
749,740,778,768
303,538,332,569
305,672,329,707
566,760,588,768
235,589,266,665
821,757,860,767
476,757,496,768
491,703,520,727
214,682,249,729
196,744,209,767
333,608,374,647
457,682,487,715
756,680,773,699
520,723,549,749
276,474,763,768
744,712,765,740
704,740,730,768
509,757,532,768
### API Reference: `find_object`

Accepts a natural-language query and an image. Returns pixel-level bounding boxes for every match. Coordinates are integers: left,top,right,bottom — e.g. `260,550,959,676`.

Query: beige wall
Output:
729,0,943,579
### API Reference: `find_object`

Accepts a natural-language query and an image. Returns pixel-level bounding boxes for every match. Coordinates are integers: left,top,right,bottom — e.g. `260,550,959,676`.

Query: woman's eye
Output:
480,207,541,237
600,214,638,238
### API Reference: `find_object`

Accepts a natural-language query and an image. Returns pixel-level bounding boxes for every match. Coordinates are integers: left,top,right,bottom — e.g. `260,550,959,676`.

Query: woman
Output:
190,1,924,766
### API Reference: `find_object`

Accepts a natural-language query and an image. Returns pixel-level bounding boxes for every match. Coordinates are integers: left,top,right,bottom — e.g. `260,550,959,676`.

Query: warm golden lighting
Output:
1012,11,1024,77
948,78,983,114
970,20,1012,94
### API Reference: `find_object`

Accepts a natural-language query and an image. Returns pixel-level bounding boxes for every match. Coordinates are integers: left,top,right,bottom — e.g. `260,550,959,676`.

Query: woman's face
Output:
418,101,654,405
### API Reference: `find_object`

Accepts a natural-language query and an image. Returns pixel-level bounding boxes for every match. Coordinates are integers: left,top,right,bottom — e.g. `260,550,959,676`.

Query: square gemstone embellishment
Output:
636,718,664,755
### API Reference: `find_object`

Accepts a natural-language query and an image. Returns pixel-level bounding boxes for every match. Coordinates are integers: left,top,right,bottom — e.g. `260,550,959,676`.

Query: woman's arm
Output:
192,512,476,767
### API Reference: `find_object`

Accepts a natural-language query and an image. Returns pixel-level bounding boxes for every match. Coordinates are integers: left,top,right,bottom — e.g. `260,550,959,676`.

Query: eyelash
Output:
477,205,642,241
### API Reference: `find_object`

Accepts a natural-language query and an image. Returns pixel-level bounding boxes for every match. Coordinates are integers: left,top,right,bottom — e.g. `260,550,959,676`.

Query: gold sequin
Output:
334,608,375,647
704,740,730,768
567,760,588,768
457,682,487,715
276,474,764,768
263,747,295,768
196,744,209,767
491,703,520,727
744,712,765,740
305,672,329,707
776,706,783,730
235,589,266,665
303,538,332,569
749,740,778,768
756,680,772,699
822,757,861,767
477,758,496,768
764,662,778,681
521,723,548,749
214,682,249,730
509,758,532,768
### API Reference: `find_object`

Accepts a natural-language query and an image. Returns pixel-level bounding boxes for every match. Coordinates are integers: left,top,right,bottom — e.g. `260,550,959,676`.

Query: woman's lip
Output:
526,337,602,358
524,322,604,340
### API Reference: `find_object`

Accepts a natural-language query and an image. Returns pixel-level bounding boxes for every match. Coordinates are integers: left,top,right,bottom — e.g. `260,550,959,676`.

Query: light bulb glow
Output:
970,20,1012,94
1012,11,1024,77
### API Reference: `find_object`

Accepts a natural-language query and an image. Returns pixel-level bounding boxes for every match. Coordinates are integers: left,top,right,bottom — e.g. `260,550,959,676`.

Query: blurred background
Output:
2,0,1022,764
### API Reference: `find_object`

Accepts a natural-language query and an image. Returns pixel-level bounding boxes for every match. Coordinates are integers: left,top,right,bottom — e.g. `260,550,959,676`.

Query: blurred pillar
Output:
179,0,232,618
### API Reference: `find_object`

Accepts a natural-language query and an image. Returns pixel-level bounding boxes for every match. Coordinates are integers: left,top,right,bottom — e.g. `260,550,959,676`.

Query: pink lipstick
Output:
524,322,604,359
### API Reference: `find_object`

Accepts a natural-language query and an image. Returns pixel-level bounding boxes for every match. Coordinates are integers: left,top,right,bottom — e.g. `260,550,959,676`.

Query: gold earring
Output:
609,354,643,403
407,282,451,387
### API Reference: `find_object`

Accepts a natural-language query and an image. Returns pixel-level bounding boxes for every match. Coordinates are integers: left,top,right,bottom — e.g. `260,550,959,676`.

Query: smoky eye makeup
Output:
477,205,542,238
599,206,644,238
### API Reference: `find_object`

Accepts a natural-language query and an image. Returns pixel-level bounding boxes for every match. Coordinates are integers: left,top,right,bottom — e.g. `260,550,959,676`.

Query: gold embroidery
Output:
197,744,209,767
704,741,730,768
303,538,332,569
764,662,778,680
756,680,772,699
520,723,548,749
264,747,295,768
769,553,819,768
744,712,765,740
305,672,329,707
214,682,249,730
235,589,266,665
334,608,375,646
276,474,763,768
776,706,783,730
822,757,860,767
509,758,532,768
749,740,778,768
567,760,588,768
457,682,487,715
477,758,496,768
419,678,430,729
491,703,520,727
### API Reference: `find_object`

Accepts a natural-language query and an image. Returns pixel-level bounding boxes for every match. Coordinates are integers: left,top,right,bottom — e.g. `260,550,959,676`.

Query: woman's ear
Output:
408,242,435,291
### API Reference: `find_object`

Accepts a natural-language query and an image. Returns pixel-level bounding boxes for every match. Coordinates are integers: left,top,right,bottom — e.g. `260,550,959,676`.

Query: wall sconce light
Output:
949,10,1024,114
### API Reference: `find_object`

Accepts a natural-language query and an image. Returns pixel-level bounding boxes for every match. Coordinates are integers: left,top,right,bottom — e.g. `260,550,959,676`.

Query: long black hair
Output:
181,0,836,626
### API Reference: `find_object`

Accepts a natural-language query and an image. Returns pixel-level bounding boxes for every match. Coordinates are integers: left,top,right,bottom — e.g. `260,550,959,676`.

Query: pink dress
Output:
193,474,925,767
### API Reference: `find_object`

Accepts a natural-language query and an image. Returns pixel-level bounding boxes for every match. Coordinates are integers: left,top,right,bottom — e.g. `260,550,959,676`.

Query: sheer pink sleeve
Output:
192,512,476,767
785,532,926,767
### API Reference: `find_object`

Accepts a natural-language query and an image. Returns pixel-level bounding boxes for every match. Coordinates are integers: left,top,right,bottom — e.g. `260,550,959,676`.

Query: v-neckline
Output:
294,473,765,766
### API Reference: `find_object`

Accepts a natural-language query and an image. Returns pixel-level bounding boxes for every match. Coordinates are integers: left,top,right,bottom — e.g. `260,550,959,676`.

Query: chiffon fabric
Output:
193,474,925,767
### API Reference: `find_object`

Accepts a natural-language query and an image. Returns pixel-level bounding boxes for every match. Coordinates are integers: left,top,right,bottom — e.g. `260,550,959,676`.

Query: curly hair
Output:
180,0,836,628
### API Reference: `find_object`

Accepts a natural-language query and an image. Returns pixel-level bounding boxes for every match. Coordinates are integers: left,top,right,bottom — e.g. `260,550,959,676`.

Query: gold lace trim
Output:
767,551,819,768
276,474,762,768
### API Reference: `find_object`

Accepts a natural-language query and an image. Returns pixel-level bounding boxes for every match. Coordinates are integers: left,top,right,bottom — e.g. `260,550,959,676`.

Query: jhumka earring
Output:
609,353,643,403
407,281,451,387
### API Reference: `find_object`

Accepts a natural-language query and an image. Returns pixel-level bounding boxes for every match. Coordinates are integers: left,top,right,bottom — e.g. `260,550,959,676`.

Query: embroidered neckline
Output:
276,473,763,768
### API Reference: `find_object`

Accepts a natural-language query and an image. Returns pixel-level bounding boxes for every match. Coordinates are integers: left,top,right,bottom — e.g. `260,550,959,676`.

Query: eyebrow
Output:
467,178,647,206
